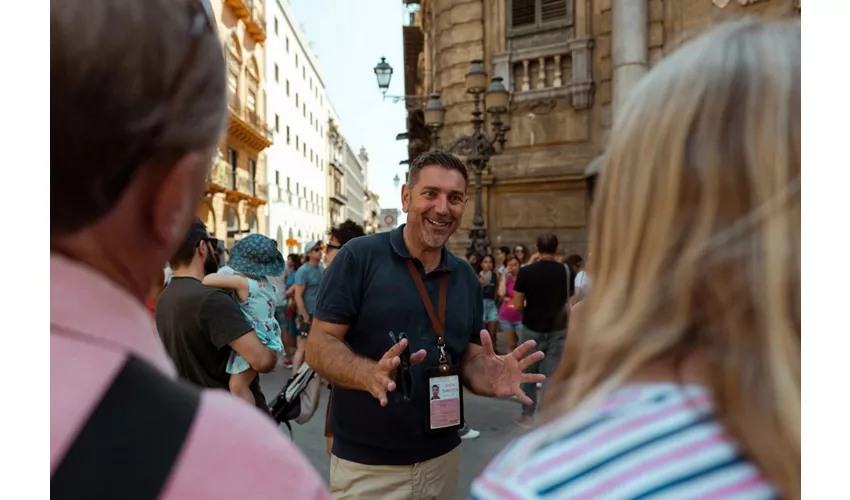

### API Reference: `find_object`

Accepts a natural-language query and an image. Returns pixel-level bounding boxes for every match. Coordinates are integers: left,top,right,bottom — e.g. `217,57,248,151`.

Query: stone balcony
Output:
492,38,595,110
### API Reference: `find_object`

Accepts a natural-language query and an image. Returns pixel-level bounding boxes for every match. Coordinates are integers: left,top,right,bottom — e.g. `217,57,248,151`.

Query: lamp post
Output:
393,173,401,188
373,57,427,107
424,59,510,262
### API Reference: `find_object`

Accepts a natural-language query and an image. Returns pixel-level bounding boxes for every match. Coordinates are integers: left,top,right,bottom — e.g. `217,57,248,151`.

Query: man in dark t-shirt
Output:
305,151,546,499
512,233,570,426
155,219,278,411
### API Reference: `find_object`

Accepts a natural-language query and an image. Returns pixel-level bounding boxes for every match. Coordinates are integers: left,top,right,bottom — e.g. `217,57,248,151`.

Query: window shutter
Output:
541,0,568,22
511,0,536,28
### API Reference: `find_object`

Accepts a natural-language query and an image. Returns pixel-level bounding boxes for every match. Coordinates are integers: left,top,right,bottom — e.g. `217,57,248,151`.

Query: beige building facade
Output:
402,0,799,256
198,0,272,251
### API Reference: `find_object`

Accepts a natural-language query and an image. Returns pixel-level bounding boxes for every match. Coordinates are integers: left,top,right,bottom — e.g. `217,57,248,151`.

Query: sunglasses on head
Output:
326,243,342,251
199,236,219,248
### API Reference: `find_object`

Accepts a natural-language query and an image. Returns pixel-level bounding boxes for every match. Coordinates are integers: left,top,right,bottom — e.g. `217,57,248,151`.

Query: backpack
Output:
268,363,322,436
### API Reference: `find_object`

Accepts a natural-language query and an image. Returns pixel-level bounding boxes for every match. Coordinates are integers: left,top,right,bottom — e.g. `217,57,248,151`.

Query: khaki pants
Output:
329,446,461,500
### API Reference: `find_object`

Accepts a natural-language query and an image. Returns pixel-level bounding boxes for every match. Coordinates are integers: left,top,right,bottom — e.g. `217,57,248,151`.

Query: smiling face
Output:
402,164,468,250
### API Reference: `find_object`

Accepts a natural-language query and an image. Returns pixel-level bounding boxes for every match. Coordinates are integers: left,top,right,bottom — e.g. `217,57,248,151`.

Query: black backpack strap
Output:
51,355,200,500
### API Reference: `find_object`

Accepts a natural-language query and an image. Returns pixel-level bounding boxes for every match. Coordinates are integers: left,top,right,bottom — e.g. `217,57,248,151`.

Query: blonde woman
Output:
471,18,799,500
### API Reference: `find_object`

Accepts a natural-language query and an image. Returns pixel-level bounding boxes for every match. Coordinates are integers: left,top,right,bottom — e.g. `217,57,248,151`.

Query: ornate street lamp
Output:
424,59,511,262
393,173,401,188
373,57,427,107
374,57,393,96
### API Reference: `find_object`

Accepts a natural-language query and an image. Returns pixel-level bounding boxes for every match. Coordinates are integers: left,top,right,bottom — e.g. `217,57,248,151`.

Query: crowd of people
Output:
51,1,799,499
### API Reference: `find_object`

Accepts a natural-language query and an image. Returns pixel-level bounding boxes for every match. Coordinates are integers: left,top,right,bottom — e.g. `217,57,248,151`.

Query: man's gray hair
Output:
51,0,228,235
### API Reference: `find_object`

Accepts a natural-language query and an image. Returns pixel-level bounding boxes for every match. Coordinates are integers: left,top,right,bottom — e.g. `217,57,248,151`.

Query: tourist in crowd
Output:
201,234,285,405
496,246,511,275
50,0,328,496
321,219,366,456
514,244,530,266
511,233,570,427
497,254,522,353
472,19,800,499
292,240,324,373
158,221,277,410
279,253,302,368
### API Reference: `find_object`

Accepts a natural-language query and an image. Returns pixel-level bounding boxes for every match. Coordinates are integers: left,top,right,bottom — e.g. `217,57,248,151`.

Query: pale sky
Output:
291,0,410,220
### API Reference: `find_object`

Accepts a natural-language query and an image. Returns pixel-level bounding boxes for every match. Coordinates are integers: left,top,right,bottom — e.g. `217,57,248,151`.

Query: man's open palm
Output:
479,330,546,406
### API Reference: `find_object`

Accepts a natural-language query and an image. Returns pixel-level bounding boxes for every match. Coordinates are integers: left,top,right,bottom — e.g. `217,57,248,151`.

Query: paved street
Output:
260,364,531,499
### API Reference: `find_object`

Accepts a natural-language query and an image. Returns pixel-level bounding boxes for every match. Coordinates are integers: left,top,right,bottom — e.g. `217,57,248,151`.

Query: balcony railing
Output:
246,110,273,141
208,160,233,191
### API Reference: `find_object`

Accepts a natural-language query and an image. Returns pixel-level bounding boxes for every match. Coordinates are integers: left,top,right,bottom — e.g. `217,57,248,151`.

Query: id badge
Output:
424,365,465,434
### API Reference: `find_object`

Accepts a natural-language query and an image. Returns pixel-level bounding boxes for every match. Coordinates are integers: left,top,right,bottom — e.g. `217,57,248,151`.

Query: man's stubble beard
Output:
203,251,219,276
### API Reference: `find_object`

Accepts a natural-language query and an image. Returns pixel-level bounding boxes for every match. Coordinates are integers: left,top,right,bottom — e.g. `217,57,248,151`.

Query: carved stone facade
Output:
402,0,798,256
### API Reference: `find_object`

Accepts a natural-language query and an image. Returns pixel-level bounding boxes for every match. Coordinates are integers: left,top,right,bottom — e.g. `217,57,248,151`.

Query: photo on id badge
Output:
425,365,464,434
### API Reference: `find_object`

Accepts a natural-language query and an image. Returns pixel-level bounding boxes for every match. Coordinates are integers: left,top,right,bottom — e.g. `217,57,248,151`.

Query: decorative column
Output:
612,0,648,120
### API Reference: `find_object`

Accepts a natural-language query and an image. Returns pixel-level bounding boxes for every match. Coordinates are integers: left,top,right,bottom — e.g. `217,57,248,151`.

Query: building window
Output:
509,0,570,33
303,144,307,158
310,77,313,90
275,171,280,185
275,114,280,132
310,150,313,162
286,37,290,52
248,158,257,194
302,66,306,79
296,135,299,149
320,95,323,106
295,93,299,108
227,148,238,168
295,54,299,67
310,112,313,126
247,91,256,112
286,177,291,191
302,104,306,117
274,64,279,82
286,79,290,96
286,126,291,144
274,17,279,35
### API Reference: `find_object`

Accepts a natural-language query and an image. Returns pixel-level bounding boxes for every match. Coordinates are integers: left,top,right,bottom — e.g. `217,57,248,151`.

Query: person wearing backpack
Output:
50,1,329,498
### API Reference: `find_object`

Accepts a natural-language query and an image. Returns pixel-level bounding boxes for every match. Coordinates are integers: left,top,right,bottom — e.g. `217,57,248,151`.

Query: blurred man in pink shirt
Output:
50,0,329,498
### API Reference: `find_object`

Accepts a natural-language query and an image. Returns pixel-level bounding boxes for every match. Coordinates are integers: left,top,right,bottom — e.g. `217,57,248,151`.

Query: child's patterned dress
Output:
226,276,283,374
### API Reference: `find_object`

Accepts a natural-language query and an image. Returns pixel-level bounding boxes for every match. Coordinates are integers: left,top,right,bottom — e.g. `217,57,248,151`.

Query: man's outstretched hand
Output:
479,330,546,406
364,338,427,407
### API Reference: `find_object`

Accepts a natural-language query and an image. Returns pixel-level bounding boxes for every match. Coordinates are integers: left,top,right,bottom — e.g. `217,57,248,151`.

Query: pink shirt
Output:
498,274,522,323
50,253,330,499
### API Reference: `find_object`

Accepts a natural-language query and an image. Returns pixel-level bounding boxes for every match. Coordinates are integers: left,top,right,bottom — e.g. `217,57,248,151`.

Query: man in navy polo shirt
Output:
306,150,546,499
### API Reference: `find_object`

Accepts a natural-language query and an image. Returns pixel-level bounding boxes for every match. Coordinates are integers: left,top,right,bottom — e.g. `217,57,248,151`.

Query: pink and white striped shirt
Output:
50,254,330,499
471,384,777,500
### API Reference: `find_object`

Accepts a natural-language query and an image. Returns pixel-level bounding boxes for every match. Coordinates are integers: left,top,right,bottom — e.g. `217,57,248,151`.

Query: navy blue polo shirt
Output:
314,224,483,465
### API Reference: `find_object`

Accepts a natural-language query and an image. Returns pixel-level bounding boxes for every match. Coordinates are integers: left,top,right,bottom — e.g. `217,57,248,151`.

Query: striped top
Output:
470,384,777,500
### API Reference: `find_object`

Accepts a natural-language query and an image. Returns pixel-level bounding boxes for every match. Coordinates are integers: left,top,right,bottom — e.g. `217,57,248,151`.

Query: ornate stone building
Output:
401,0,799,256
198,0,273,251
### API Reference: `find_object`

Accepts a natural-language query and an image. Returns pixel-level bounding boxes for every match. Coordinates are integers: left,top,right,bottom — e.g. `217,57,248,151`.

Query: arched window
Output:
276,226,284,251
246,56,260,115
225,33,243,107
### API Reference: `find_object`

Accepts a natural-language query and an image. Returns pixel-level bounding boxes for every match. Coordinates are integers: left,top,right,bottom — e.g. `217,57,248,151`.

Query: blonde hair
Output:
544,19,800,498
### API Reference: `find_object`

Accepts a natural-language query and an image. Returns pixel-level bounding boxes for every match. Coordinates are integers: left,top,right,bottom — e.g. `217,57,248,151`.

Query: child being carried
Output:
203,234,284,405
